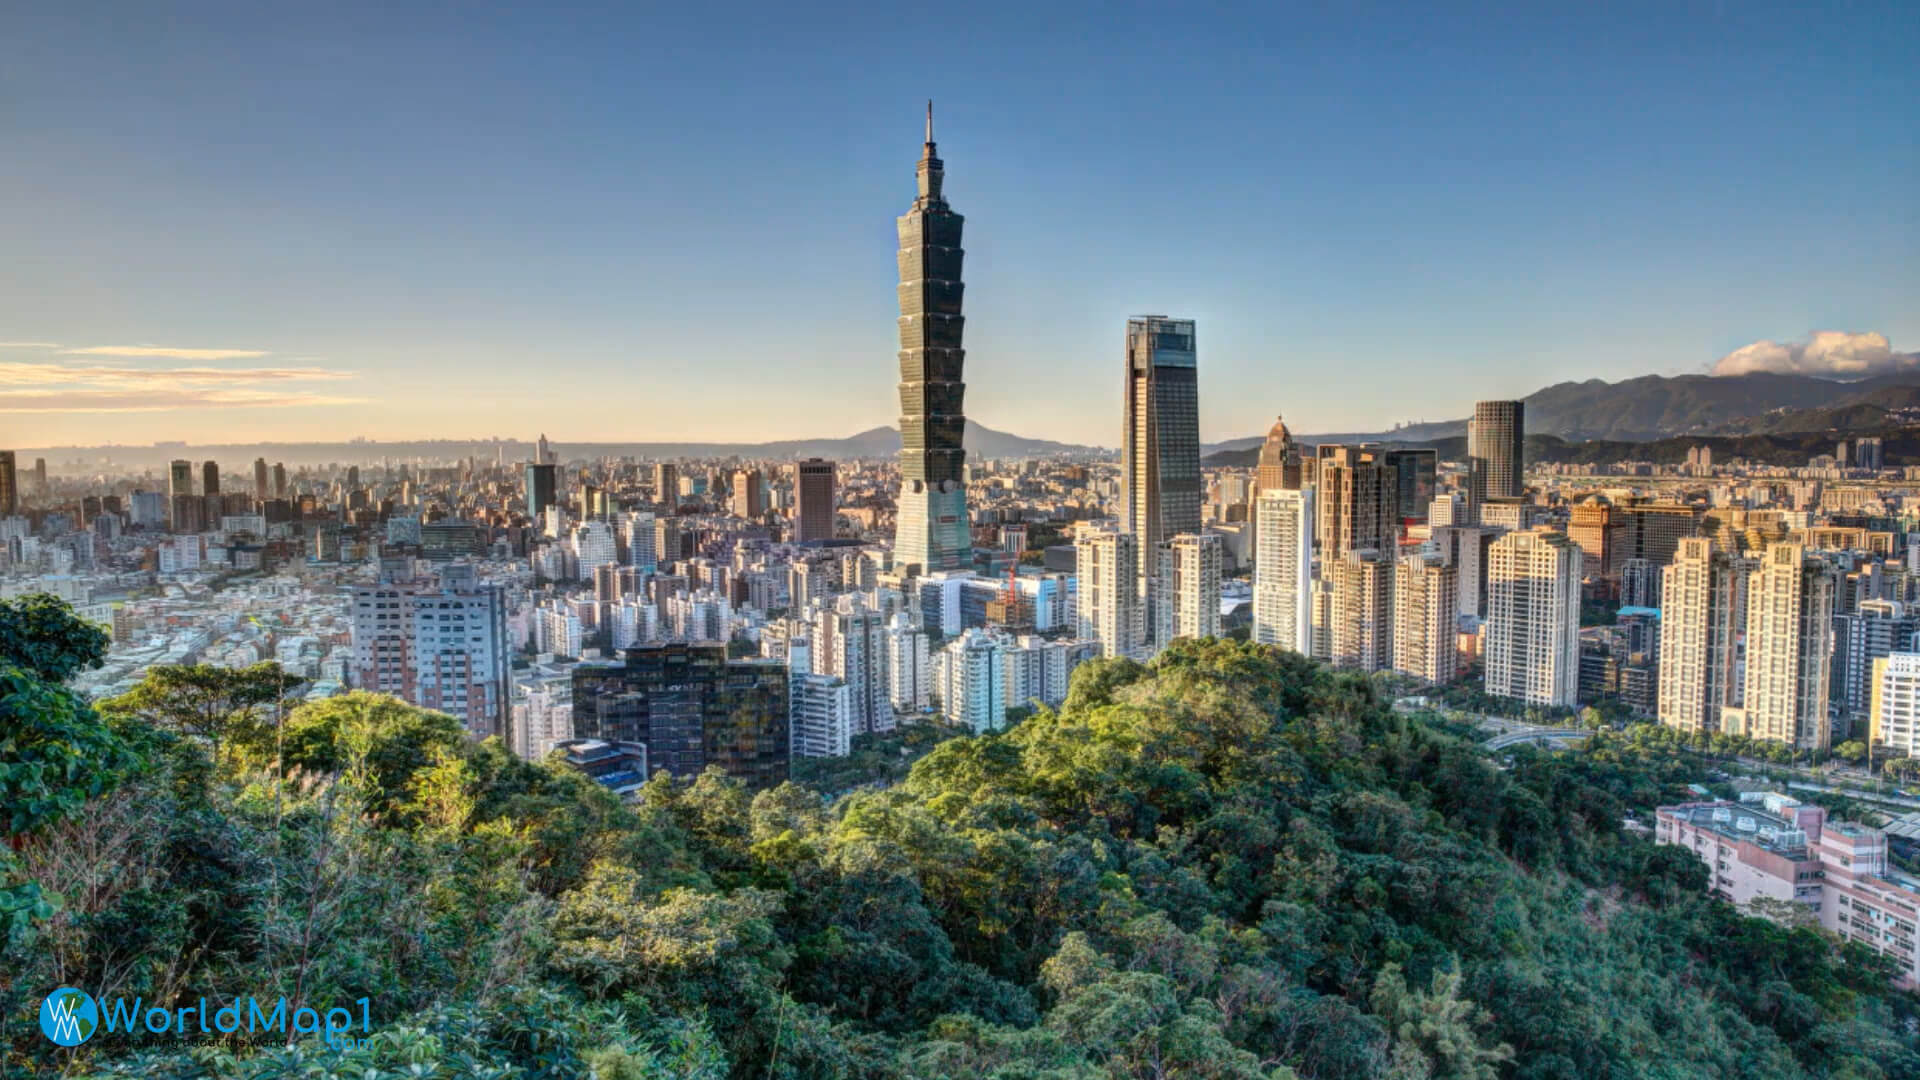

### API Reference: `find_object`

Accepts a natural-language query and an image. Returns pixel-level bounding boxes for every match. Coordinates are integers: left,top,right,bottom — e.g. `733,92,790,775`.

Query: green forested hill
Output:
2,595,1916,1078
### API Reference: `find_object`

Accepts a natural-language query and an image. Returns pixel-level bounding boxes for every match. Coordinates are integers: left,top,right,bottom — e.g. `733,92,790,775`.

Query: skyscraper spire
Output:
892,103,970,574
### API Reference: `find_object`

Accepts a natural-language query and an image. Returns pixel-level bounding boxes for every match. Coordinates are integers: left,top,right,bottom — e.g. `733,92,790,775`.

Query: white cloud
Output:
1710,331,1918,378
62,345,270,361
0,362,353,387
0,388,365,412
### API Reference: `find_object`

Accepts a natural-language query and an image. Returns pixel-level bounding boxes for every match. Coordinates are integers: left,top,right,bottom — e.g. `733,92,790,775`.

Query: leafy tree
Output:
101,661,301,769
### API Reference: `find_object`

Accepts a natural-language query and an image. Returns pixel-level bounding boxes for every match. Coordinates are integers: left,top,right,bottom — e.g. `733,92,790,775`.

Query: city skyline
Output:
3,3,1915,448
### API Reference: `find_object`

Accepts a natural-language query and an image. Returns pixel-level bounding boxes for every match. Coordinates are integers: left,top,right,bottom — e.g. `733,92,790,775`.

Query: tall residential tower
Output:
891,102,971,573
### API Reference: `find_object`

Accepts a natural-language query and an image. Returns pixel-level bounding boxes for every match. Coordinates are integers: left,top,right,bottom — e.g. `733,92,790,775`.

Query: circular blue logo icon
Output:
40,987,99,1046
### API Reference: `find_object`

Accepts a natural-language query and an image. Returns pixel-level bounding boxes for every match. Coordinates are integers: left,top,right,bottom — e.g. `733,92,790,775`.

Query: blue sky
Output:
3,1,1914,448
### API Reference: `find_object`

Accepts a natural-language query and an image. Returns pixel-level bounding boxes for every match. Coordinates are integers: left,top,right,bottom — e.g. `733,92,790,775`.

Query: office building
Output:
1739,544,1836,750
653,462,678,508
1253,487,1314,653
525,462,558,522
794,458,836,542
1394,555,1459,685
272,462,287,497
572,642,789,789
1484,528,1582,707
252,457,269,500
1658,538,1746,735
1123,315,1201,632
1315,445,1398,560
1254,415,1303,493
731,469,764,518
1329,548,1395,673
349,563,512,737
1074,526,1144,659
1382,448,1437,528
1468,399,1525,513
201,461,220,496
891,104,972,573
0,451,14,517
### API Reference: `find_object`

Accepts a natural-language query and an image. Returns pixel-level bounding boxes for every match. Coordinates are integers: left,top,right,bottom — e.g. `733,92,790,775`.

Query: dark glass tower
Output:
1468,399,1525,518
892,102,971,573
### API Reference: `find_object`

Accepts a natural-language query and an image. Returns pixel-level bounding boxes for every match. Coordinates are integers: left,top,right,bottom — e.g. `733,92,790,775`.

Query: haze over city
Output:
5,1,1915,449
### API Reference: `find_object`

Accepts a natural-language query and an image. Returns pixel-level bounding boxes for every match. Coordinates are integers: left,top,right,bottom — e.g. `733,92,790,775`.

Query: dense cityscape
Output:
6,5,1919,1077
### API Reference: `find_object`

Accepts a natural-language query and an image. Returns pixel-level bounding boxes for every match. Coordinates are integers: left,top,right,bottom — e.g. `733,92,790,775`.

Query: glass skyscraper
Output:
1122,316,1200,636
892,103,971,574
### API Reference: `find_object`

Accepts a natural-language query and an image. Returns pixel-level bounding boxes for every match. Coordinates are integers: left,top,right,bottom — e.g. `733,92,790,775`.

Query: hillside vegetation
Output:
3,595,1917,1078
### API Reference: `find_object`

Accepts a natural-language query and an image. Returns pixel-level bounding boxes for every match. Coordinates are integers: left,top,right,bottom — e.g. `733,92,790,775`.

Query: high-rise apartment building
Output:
885,612,931,713
1314,445,1398,560
1739,544,1836,750
940,627,1007,733
794,458,836,542
350,563,512,737
201,461,220,496
1870,653,1920,758
0,451,15,517
252,457,269,500
1468,400,1525,516
1253,487,1314,653
1122,316,1201,631
272,462,287,497
891,104,972,574
1657,538,1745,735
812,595,891,736
571,643,789,789
1832,599,1918,737
1393,555,1459,684
1329,548,1395,673
1075,526,1144,659
1484,528,1582,706
790,673,854,759
1154,533,1222,645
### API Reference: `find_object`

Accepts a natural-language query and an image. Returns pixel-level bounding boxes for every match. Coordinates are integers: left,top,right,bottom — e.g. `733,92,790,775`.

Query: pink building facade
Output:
1656,795,1920,989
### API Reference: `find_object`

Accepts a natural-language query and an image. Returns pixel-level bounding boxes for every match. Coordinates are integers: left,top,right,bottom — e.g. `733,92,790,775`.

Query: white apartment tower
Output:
1658,537,1744,735
1484,528,1582,707
884,612,932,713
813,595,892,735
1393,555,1458,685
1155,533,1222,645
1253,487,1314,653
790,673,854,759
1740,544,1836,750
1075,526,1145,660
942,628,1007,733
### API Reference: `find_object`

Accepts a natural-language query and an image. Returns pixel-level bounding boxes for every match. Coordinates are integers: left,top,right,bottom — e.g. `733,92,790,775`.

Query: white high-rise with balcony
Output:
1253,487,1314,653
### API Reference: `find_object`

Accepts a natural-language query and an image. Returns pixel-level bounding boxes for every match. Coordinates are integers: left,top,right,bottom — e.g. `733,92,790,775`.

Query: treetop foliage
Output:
1,596,1915,1078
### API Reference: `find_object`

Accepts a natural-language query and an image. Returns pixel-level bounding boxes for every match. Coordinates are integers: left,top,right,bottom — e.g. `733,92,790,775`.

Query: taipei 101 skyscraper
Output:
891,102,971,573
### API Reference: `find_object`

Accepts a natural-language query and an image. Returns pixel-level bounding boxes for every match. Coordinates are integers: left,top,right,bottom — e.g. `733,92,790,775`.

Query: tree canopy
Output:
2,605,1916,1078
